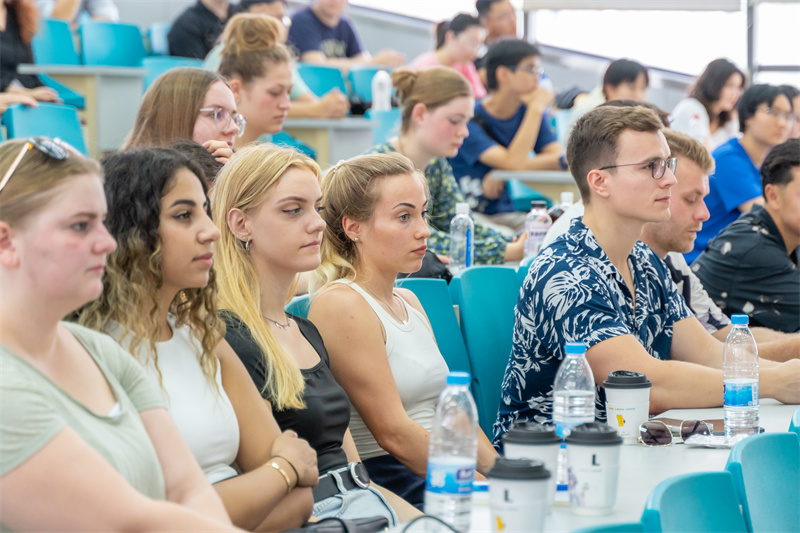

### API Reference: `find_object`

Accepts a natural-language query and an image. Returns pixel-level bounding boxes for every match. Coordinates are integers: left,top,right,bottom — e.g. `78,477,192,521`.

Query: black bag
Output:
397,250,453,283
283,516,389,533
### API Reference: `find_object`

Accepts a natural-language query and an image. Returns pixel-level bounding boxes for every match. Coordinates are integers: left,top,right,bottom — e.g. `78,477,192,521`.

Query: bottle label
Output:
723,380,758,407
465,228,473,268
426,458,475,495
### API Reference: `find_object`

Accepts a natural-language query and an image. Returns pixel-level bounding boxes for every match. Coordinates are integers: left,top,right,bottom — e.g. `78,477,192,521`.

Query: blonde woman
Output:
212,144,410,523
79,147,317,532
309,153,499,509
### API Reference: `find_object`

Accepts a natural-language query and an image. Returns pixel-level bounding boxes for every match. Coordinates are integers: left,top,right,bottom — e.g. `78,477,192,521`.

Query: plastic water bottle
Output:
371,70,391,111
723,315,759,439
524,200,553,258
548,191,574,223
552,342,596,438
449,203,474,274
425,372,478,532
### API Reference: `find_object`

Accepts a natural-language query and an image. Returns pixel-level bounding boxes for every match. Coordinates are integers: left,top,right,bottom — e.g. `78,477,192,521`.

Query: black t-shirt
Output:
0,7,42,92
222,311,351,474
167,1,236,59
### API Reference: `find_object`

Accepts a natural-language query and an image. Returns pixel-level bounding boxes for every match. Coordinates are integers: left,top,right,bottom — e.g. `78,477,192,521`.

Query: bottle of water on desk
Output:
449,203,474,275
552,342,596,438
524,200,552,258
425,372,478,532
723,315,759,439
371,70,391,111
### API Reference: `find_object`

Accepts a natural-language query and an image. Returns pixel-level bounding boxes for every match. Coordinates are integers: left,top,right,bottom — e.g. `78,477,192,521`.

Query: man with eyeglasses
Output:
686,84,794,263
492,106,800,447
449,39,565,233
693,139,799,334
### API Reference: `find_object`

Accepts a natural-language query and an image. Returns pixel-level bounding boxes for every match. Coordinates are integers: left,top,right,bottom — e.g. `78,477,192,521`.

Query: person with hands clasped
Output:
309,153,499,510
125,68,243,165
79,147,317,532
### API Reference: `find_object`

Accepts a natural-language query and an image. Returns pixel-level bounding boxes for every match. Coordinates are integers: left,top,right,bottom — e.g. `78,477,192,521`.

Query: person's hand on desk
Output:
203,140,234,165
761,359,800,404
8,84,60,103
0,92,37,114
370,50,405,68
482,172,506,200
317,89,350,118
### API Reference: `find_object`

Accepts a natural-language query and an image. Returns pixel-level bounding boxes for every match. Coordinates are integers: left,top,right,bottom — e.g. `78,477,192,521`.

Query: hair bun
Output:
391,69,419,103
222,13,281,57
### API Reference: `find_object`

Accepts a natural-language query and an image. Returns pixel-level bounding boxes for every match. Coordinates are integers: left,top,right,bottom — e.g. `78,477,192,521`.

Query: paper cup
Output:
488,458,551,533
566,422,622,515
502,422,561,511
603,370,652,444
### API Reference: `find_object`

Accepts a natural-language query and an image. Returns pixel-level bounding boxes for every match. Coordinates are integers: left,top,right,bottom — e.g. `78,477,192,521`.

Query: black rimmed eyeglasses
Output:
0,137,71,196
599,157,677,180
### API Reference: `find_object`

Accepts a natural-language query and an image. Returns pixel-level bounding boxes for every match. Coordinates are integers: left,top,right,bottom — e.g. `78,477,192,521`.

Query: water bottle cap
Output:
488,458,550,480
530,200,547,210
565,422,622,446
455,203,470,215
731,314,749,325
560,192,574,204
446,371,471,386
565,342,587,355
503,421,561,445
603,370,652,389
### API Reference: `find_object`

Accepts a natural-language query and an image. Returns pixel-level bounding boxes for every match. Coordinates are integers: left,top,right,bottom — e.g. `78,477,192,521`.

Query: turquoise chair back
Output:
508,179,551,212
148,22,172,56
80,21,147,67
573,523,644,533
641,471,747,533
142,57,203,89
269,131,317,160
517,255,536,286
452,266,519,437
1,103,87,155
297,63,348,98
32,19,80,65
790,407,800,438
364,108,400,145
38,74,85,109
285,295,311,319
394,278,471,376
726,432,800,533
348,66,389,103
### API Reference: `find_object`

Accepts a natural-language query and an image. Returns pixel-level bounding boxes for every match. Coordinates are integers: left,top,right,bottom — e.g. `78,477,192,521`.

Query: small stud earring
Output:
354,237,359,243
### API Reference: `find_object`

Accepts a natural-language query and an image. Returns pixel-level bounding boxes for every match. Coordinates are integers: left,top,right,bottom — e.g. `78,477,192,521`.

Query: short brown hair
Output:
566,106,664,203
392,66,473,133
218,13,291,84
663,129,715,175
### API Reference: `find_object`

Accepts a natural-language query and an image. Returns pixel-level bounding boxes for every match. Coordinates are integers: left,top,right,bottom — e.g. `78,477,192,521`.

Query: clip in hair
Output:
332,160,346,174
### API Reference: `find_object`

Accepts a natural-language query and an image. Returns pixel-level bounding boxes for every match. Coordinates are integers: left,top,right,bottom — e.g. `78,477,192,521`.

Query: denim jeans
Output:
312,470,398,526
362,454,425,511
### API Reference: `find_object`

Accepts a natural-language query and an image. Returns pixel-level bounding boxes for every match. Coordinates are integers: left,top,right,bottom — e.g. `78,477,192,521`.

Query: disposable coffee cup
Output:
565,422,622,515
488,458,551,533
603,370,652,444
502,422,561,511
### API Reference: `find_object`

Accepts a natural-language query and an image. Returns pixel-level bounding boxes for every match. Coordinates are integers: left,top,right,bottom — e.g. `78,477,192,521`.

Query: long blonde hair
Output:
310,153,426,296
212,144,320,410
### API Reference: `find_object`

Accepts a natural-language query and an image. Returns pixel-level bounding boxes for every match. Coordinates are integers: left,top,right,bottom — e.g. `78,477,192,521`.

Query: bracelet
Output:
273,455,300,483
267,460,293,494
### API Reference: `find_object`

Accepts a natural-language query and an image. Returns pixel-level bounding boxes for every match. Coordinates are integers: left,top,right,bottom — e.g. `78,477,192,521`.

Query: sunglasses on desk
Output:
638,419,714,447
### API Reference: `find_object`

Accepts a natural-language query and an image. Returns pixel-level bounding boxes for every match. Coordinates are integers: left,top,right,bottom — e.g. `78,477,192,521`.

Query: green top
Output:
1,322,167,523
369,142,509,265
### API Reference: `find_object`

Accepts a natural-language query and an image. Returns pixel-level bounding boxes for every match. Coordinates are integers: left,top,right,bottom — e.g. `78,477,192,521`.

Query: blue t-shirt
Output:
448,99,557,215
288,6,363,59
493,218,692,447
686,137,761,264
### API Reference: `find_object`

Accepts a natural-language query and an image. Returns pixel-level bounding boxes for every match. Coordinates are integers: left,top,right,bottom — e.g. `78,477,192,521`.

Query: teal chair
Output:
517,255,535,286
285,294,311,319
79,21,147,67
573,523,644,533
394,278,472,377
142,57,203,89
297,63,348,98
38,74,85,109
1,103,87,155
790,407,800,439
508,179,551,212
268,131,317,160
641,471,747,533
452,266,519,436
364,108,400,145
726,432,800,533
147,22,172,56
32,19,81,65
347,66,392,103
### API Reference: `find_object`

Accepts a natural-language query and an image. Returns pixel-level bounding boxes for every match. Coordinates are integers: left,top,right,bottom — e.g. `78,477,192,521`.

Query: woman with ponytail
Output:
367,66,525,265
212,144,412,524
309,153,499,510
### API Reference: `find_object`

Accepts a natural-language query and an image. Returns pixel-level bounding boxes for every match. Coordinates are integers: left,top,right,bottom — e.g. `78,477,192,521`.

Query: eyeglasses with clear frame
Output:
760,106,797,123
197,106,247,137
508,64,545,77
599,157,678,180
638,419,713,447
0,137,70,196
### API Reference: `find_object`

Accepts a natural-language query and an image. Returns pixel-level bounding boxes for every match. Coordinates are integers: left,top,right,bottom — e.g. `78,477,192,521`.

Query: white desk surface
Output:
283,117,377,129
18,64,147,76
492,170,574,183
396,400,798,533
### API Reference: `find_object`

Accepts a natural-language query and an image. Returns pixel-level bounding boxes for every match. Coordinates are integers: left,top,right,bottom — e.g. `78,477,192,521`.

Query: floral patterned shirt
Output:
369,143,509,265
493,218,692,446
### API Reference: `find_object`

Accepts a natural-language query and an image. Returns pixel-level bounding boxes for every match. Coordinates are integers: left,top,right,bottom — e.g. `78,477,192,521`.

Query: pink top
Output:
408,51,487,98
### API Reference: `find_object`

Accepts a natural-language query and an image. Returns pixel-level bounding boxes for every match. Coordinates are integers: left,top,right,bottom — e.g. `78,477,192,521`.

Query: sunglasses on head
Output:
0,137,71,195
638,419,713,447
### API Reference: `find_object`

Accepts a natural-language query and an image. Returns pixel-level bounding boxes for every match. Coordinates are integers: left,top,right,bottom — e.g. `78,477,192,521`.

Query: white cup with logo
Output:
488,458,551,532
603,370,652,444
566,422,622,515
502,421,561,511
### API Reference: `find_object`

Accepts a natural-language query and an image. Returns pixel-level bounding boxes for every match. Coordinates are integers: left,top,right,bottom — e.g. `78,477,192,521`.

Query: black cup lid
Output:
565,422,623,445
488,458,551,480
603,370,652,389
503,421,561,445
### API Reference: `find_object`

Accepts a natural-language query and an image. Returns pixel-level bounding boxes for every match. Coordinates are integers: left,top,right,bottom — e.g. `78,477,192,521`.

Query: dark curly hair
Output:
79,148,223,388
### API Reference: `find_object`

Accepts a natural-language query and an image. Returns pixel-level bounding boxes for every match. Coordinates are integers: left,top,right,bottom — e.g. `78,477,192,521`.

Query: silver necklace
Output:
264,314,292,331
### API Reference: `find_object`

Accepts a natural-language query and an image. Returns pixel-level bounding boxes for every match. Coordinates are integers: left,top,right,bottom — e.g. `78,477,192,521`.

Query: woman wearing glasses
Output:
409,14,487,99
0,137,240,531
125,67,245,166
79,147,318,532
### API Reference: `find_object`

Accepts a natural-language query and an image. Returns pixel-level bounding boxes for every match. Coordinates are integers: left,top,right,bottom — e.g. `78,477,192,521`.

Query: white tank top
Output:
332,280,449,460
